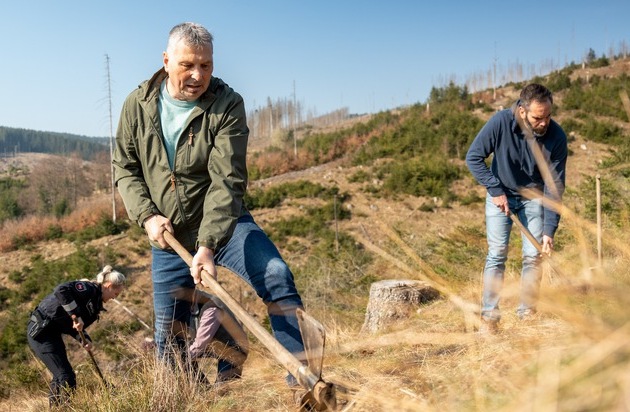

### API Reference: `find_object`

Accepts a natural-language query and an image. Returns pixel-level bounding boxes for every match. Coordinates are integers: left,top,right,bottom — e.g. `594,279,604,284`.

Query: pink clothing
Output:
189,305,223,360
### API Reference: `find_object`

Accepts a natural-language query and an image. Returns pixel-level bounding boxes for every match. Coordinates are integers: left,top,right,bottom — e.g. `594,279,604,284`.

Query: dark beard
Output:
524,117,549,138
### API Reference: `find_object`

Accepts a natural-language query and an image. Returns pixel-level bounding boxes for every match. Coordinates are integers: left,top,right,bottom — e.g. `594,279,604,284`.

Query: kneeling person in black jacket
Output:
27,266,126,408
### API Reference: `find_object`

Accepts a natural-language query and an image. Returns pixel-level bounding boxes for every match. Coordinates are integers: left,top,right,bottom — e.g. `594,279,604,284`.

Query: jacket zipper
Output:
172,127,194,192
188,126,194,146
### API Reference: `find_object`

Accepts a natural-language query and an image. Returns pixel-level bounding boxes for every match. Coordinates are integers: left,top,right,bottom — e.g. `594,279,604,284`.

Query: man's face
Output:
520,100,552,137
163,40,213,101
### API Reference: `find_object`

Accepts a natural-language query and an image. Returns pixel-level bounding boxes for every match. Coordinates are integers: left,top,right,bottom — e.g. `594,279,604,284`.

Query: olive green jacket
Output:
113,69,249,251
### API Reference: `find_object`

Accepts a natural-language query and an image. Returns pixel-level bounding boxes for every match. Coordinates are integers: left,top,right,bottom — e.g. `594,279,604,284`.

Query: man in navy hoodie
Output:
466,83,568,333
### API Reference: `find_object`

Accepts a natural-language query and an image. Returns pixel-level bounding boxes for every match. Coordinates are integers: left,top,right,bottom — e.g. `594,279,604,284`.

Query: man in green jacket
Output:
113,22,305,386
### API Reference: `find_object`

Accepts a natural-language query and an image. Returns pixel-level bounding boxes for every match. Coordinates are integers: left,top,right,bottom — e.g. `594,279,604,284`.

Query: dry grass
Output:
3,158,629,412
0,193,124,252
9,209,623,412
5,176,629,411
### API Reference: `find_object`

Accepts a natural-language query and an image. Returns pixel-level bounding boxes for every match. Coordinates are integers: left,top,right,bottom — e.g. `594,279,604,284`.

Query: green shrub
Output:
0,178,25,224
543,70,572,92
0,287,12,311
348,169,371,183
66,214,129,244
53,198,71,217
245,180,338,210
45,224,63,240
352,104,483,167
575,175,629,226
377,157,461,198
562,73,630,121
459,191,483,206
0,308,29,362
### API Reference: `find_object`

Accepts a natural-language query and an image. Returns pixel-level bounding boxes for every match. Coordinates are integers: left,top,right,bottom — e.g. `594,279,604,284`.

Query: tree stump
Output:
361,279,440,333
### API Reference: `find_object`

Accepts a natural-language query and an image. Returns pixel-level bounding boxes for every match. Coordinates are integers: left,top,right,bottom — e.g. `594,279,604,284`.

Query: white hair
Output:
167,22,213,54
96,265,126,286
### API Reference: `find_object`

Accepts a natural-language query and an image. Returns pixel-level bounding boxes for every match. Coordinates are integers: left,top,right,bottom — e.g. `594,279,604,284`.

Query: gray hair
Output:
167,22,213,52
96,265,126,286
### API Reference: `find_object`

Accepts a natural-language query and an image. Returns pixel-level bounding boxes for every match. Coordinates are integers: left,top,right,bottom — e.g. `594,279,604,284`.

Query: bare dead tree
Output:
105,54,116,223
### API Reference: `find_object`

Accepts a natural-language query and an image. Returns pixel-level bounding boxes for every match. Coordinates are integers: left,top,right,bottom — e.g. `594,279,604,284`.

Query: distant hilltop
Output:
0,126,108,160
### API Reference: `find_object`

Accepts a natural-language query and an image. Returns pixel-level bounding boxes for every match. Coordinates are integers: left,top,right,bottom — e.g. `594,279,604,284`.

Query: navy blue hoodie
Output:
466,102,567,237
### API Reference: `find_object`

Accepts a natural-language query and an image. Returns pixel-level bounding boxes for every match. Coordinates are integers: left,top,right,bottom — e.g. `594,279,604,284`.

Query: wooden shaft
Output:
508,211,544,254
78,330,107,383
162,232,322,393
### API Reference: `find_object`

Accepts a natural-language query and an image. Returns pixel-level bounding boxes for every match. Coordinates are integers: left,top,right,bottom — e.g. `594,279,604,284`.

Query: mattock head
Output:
294,381,337,411
296,309,338,410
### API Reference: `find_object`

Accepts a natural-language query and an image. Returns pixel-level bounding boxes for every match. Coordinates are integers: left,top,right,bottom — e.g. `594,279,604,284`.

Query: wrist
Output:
198,246,215,255
142,214,158,228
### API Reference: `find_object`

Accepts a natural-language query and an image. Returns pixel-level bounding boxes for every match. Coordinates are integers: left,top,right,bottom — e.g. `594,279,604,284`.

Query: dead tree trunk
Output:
362,279,439,334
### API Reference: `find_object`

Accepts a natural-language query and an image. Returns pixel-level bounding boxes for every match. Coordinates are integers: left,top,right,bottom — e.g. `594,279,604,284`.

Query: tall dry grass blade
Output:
352,232,417,279
557,322,630,386
620,89,630,121
531,347,561,412
339,331,472,353
498,322,630,412
353,228,478,324
521,187,630,259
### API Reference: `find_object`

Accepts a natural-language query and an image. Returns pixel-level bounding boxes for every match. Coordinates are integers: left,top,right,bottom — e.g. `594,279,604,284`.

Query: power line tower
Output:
105,54,117,223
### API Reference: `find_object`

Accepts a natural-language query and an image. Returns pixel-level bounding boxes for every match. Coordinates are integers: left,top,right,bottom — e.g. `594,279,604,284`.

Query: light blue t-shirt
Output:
158,80,197,169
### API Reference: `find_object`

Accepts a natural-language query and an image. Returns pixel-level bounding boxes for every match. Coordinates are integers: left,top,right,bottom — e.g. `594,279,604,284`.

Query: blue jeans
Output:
151,213,304,383
481,194,543,321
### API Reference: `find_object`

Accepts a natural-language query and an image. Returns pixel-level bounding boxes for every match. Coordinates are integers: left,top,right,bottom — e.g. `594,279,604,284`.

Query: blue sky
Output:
2,1,628,137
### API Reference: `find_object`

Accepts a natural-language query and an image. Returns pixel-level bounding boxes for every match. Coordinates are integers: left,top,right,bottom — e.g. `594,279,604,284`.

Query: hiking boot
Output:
517,309,537,321
478,319,499,335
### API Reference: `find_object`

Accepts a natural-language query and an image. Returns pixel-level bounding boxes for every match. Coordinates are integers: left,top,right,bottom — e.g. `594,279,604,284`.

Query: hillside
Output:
1,57,629,411
0,126,108,161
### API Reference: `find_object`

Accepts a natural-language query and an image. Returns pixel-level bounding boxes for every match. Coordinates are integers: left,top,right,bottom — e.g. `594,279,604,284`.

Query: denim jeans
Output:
481,193,543,321
151,212,304,384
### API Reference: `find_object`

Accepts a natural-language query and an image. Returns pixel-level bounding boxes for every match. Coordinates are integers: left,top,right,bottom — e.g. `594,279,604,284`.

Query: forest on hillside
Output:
0,126,108,160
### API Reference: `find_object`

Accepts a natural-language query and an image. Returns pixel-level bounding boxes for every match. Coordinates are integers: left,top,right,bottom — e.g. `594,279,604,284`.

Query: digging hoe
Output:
507,211,545,255
163,231,338,410
78,330,114,390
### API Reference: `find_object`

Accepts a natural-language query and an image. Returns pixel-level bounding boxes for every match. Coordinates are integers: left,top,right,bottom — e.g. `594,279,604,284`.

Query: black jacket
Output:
36,280,105,342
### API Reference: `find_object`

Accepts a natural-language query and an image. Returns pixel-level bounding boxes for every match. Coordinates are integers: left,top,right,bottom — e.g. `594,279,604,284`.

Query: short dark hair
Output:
519,84,553,108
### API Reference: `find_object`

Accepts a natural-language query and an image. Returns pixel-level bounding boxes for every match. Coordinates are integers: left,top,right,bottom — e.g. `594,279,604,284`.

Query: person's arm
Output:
195,90,249,252
54,281,100,341
70,330,92,349
112,96,162,230
192,89,249,285
189,305,223,360
466,115,504,197
54,281,85,326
